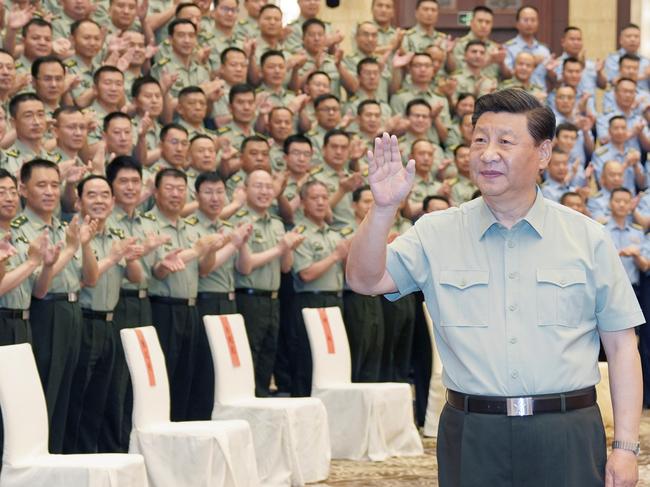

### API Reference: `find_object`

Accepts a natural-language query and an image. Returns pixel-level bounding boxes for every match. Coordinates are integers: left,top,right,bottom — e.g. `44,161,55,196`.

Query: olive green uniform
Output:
309,163,358,229
63,55,100,102
451,33,501,79
390,87,451,146
450,173,478,206
151,52,211,98
0,139,53,176
403,24,447,53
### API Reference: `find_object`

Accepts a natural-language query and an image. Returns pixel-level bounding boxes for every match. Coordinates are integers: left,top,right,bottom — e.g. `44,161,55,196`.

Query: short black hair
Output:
352,184,371,203
473,5,493,16
608,114,627,127
269,106,293,120
416,0,438,8
472,88,555,145
259,4,281,16
562,56,583,69
160,122,188,141
453,143,470,157
190,134,214,145
195,171,224,193
302,18,325,36
615,76,637,88
405,98,431,116
106,155,143,187
323,128,349,147
619,53,641,66
555,122,578,136
70,18,100,36
423,195,450,211
175,2,200,16
357,99,381,116
53,105,82,122
313,93,340,109
260,49,285,67
178,85,205,100
220,46,246,66
93,65,124,85
560,191,582,205
20,159,59,184
621,23,640,31
610,187,632,200
563,25,581,35
31,55,65,79
300,179,328,200
155,167,187,188
357,57,379,75
168,18,196,36
515,5,539,21
0,168,17,187
131,75,161,99
9,92,41,118
103,111,131,132
241,135,268,152
465,39,486,52
306,70,331,84
283,133,312,155
229,83,255,105
23,18,51,39
77,174,112,198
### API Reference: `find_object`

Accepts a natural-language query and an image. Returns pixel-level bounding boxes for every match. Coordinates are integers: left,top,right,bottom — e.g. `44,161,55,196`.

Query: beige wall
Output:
568,0,617,60
631,0,650,57
319,0,373,53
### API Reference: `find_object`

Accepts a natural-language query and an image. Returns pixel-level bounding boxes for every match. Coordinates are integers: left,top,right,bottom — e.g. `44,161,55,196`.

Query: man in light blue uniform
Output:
504,6,551,88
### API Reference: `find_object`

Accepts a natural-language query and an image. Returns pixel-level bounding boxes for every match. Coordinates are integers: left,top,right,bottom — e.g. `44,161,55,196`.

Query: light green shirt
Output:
386,190,644,396
0,230,35,309
292,218,344,292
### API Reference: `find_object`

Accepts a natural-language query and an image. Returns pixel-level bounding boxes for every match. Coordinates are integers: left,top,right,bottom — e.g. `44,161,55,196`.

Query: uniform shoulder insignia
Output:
109,227,125,239
255,86,264,93
14,61,23,69
217,126,231,134
9,215,27,229
231,174,242,183
16,235,29,244
448,177,459,186
184,215,199,225
362,168,369,177
632,223,643,230
6,149,19,158
504,38,516,46
63,59,77,68
347,95,358,102
238,19,247,25
595,146,608,156
157,57,170,66
340,227,354,236
48,151,62,163
406,27,415,34
593,191,602,198
141,211,157,221
235,209,249,218
295,224,306,234
309,165,324,176
307,129,317,136
220,220,233,227
601,219,609,225
162,39,171,46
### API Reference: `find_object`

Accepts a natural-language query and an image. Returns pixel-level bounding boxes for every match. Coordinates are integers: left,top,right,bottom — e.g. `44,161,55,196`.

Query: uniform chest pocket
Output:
438,270,489,327
536,268,586,327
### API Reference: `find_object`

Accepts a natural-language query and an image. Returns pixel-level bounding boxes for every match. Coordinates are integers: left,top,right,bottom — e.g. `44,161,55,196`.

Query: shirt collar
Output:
477,189,546,240
152,206,182,229
23,206,55,231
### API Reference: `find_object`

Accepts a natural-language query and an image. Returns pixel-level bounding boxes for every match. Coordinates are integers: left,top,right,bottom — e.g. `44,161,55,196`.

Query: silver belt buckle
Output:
106,312,114,322
507,397,533,416
21,310,30,320
138,289,148,299
228,292,235,301
68,292,78,303
271,291,279,299
188,298,196,306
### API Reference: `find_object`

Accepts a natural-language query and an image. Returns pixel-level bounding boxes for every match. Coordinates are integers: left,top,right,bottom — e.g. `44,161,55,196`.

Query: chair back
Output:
0,343,49,463
120,326,170,429
203,314,256,404
302,307,351,388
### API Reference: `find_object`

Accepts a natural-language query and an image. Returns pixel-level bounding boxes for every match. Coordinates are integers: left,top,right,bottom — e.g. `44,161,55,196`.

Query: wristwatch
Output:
612,440,641,456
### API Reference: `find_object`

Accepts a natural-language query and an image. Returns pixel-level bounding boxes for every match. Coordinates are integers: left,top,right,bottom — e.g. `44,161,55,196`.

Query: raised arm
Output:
345,132,415,295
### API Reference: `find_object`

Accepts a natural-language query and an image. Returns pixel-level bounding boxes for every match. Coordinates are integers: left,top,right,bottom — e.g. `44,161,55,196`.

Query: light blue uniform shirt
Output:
595,110,643,151
605,219,644,285
541,179,574,203
504,35,551,88
604,48,650,82
385,191,644,396
591,143,642,194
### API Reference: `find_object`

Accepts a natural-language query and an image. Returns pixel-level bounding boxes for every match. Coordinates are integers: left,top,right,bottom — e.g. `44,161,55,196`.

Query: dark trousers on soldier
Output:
30,297,82,453
289,292,343,397
150,298,200,421
98,292,152,453
638,273,650,406
65,313,116,453
380,294,415,382
437,402,606,486
235,292,279,397
343,291,384,382
0,312,32,465
274,272,294,394
411,292,432,426
190,292,237,420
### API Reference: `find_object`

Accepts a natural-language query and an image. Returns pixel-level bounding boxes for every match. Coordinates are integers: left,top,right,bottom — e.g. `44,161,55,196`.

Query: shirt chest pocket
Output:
536,268,586,327
438,270,489,327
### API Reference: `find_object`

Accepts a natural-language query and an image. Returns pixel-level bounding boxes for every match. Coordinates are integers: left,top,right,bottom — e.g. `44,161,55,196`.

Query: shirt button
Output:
511,370,519,379
559,278,566,285
507,240,516,248
508,272,517,280
509,337,518,344
460,279,466,287
508,304,517,311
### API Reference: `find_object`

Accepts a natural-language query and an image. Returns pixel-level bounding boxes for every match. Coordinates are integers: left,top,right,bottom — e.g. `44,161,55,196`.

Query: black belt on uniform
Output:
82,309,114,322
34,292,78,303
446,387,597,416
197,292,236,301
120,289,148,299
297,290,343,297
0,308,29,320
235,288,278,299
149,296,196,306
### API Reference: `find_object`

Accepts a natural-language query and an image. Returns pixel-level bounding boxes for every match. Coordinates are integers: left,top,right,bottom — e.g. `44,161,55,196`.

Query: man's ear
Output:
537,139,552,171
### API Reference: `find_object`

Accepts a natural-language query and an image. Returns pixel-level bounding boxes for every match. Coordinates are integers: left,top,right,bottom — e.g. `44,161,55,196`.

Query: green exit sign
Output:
458,11,472,26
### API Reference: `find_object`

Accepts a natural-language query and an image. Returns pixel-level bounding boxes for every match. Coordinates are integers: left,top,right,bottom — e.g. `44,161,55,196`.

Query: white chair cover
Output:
302,307,423,461
121,327,259,487
0,343,147,487
422,302,446,438
204,314,330,487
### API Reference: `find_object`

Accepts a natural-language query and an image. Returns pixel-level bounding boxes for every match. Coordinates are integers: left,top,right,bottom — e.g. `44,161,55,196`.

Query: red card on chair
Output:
318,308,336,354
220,316,241,367
135,329,156,387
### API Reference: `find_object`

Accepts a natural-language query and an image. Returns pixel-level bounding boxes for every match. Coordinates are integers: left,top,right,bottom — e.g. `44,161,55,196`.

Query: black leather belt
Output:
446,387,597,416
0,308,29,320
298,290,343,297
82,309,114,322
120,289,148,299
235,288,279,299
35,292,79,303
197,292,235,301
150,296,196,306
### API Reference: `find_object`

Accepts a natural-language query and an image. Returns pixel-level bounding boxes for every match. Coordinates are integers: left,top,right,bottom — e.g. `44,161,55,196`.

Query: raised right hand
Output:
367,133,415,209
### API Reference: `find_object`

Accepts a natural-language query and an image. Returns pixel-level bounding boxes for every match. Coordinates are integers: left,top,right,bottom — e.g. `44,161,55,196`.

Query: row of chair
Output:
0,307,423,487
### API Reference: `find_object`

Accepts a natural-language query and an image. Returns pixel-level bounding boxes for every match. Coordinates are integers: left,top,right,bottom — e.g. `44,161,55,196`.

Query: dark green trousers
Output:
289,293,343,397
235,293,279,397
30,298,82,454
380,294,415,382
65,315,116,453
188,293,237,420
437,402,606,487
151,300,199,421
274,272,294,394
343,291,384,382
98,294,152,453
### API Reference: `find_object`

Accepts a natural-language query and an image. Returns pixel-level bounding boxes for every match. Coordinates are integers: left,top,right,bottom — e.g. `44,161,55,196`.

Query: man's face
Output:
554,87,576,115
135,82,163,116
407,105,432,135
111,168,142,208
104,117,133,156
454,146,471,175
411,141,434,175
470,10,493,38
514,53,534,82
359,63,381,91
302,183,329,221
355,23,378,55
246,170,274,211
0,177,19,222
14,99,46,142
353,189,374,220
620,27,640,53
54,111,88,152
561,29,583,56
516,7,538,37
155,175,187,215
601,162,624,190
21,167,61,215
285,142,312,174
178,92,208,124
562,61,583,87
303,24,325,54
610,190,632,218
190,138,217,172
555,129,577,152
171,23,197,57
110,0,137,29
415,0,438,28
372,0,394,24
261,55,287,87
62,0,92,19
259,7,282,37
562,194,586,214
220,51,248,85
160,128,189,167
73,22,102,59
547,153,569,182
96,71,124,106
244,0,267,17
177,5,202,29
124,32,146,66
0,53,16,92
615,80,637,109
298,0,320,18
241,140,270,173
268,109,292,141
34,62,65,104
358,104,382,135
465,44,487,69
456,95,475,117
315,98,341,129
409,54,434,85
323,134,350,168
609,119,629,144
80,177,113,220
215,0,239,29
305,74,330,98
460,113,474,140
196,180,226,217
230,92,256,124
24,25,52,59
469,111,550,201
620,59,640,80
